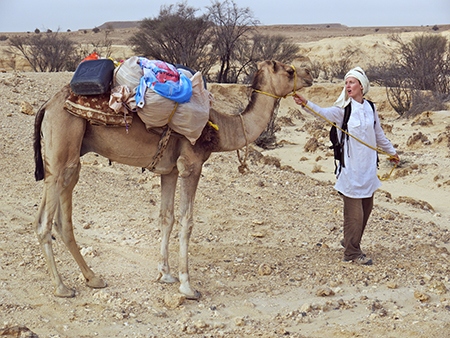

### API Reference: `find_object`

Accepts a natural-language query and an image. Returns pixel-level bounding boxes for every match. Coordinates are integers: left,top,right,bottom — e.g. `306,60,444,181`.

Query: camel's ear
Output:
257,60,275,71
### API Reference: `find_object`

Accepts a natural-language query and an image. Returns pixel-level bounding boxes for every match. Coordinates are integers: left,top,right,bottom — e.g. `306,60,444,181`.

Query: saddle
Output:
64,88,134,128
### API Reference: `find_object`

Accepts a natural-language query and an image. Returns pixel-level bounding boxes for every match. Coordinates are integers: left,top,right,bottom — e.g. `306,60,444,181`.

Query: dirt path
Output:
0,70,449,338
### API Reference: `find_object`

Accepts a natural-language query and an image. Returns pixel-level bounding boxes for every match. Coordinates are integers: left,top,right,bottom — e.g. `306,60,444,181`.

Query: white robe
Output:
305,99,396,198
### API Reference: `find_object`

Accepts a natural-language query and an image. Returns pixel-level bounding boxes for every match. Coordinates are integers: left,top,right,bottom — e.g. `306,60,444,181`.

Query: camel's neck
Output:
211,91,279,152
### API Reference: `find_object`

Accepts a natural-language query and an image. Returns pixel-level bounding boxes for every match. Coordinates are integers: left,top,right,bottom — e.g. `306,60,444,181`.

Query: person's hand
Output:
293,94,308,107
389,153,400,164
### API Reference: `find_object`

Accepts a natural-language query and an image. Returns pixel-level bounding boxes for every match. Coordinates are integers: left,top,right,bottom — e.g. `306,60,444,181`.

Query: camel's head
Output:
253,59,313,98
291,56,314,90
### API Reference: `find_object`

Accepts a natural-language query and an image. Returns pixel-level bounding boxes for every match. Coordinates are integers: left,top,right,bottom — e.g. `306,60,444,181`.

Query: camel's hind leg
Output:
35,183,73,297
54,170,107,290
35,160,106,297
35,110,105,297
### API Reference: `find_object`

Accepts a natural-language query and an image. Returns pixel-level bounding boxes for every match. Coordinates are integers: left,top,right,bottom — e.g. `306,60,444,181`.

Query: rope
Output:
302,103,398,180
237,114,250,174
168,102,178,124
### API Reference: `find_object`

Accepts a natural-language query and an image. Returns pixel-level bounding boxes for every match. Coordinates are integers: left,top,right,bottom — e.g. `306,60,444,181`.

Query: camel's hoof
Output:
157,272,179,284
86,276,107,289
54,285,75,298
183,289,202,300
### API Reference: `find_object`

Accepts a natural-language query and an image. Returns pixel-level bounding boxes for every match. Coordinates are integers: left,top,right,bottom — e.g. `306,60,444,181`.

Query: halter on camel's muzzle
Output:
253,64,298,99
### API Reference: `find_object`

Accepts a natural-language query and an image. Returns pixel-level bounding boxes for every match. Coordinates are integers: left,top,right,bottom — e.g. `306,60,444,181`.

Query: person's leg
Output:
361,194,374,235
342,195,364,260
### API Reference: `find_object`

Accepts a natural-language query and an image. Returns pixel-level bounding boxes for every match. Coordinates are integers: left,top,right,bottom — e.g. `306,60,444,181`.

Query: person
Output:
293,67,400,266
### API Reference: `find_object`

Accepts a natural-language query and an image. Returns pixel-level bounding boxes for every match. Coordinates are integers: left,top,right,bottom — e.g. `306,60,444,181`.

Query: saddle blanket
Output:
64,89,133,127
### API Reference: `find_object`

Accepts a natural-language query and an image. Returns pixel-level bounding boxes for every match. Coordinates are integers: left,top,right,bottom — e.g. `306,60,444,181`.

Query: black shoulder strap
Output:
341,104,352,141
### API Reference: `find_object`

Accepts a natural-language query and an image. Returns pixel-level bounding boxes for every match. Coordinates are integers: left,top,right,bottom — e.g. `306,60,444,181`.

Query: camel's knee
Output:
177,156,194,178
34,206,53,242
60,163,80,188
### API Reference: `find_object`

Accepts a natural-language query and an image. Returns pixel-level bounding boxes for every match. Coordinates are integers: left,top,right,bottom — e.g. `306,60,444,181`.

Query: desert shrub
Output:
328,46,360,79
8,31,77,71
235,33,301,83
395,34,450,93
130,2,214,74
368,33,450,116
0,35,8,41
407,91,447,118
309,60,322,79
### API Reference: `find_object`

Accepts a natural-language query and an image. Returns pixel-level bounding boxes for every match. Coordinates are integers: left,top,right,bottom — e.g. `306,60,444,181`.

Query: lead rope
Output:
237,114,250,174
302,103,398,180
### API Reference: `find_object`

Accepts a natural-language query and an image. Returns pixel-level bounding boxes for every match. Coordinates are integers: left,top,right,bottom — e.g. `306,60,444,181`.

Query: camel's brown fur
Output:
33,60,313,299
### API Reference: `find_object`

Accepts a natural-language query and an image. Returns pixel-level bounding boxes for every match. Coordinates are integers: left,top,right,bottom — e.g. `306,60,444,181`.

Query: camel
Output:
33,60,313,299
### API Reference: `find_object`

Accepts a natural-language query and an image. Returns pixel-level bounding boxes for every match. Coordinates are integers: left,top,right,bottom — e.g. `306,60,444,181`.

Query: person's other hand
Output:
389,153,400,164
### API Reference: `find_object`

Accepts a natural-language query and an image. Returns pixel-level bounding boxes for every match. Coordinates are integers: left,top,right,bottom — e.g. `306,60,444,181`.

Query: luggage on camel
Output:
70,58,115,95
114,56,212,145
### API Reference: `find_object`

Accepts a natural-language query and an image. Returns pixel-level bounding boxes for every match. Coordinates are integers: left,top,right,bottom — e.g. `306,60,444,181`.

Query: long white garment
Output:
305,99,396,198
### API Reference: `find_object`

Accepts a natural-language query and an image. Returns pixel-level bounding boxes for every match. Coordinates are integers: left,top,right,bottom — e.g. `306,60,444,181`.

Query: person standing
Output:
293,67,400,265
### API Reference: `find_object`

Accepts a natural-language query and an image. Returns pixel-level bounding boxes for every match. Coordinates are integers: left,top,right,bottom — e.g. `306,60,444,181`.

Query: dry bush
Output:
367,34,450,117
394,196,434,212
311,164,324,173
304,137,320,152
435,131,450,148
328,46,360,79
8,31,77,71
406,132,431,146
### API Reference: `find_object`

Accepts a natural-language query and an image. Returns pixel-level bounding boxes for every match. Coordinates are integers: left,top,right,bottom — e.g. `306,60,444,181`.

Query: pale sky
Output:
0,0,448,33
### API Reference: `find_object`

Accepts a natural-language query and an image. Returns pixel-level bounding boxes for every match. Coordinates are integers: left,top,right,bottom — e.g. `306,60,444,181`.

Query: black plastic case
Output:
70,59,115,95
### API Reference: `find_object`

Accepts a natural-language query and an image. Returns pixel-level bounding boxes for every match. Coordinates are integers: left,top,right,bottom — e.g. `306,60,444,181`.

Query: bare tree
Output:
8,31,76,72
130,1,213,72
207,0,259,83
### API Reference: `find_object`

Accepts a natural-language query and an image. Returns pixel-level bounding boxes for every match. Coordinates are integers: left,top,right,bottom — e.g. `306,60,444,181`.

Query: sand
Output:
0,25,449,337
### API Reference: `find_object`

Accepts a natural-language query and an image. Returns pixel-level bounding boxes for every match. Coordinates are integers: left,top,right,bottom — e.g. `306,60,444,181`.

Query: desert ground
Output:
0,24,450,337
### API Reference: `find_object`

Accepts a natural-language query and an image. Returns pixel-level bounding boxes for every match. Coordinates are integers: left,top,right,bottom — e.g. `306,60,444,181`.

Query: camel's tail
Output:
34,102,47,181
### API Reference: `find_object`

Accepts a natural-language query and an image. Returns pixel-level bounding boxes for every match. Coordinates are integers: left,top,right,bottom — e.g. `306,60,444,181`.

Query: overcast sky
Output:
0,0,448,33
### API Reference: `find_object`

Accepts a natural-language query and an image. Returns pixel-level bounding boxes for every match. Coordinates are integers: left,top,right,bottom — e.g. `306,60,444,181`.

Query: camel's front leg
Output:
157,170,179,284
177,165,202,300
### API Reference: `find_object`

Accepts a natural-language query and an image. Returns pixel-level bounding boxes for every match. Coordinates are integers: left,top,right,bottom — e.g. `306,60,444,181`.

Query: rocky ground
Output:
0,62,449,338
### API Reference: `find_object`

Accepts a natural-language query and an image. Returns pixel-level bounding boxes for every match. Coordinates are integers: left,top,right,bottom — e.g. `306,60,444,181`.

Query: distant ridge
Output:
97,21,141,30
97,21,347,30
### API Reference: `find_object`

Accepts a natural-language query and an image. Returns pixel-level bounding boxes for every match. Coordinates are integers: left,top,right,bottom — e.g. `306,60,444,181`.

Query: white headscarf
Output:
334,66,370,108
